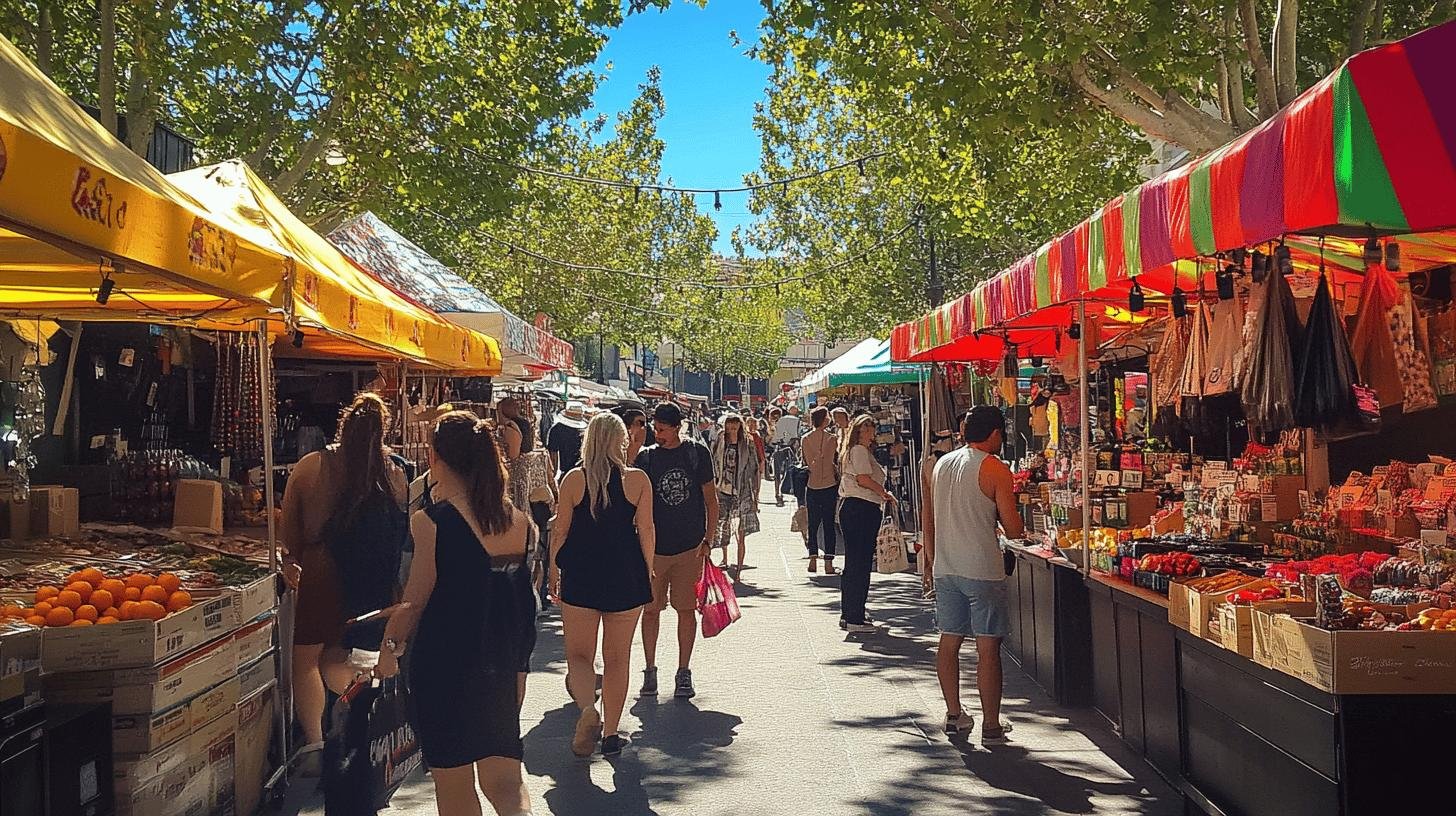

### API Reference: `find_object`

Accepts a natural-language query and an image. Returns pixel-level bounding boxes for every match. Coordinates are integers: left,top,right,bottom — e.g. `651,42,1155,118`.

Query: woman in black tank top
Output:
549,412,657,758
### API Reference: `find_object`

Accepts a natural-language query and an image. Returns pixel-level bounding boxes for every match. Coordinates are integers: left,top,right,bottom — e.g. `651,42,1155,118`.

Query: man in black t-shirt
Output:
546,401,587,479
634,401,718,699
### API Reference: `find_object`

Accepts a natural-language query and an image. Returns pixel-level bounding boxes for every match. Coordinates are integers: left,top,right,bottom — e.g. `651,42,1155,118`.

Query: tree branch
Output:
1086,46,1236,151
246,11,330,169
269,95,339,197
1236,0,1280,118
1067,61,1224,154
34,2,53,75
1437,1,1455,24
1272,0,1299,107
1222,2,1258,130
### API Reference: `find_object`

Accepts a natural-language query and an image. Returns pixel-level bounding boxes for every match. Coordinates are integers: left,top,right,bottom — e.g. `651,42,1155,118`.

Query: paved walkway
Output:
285,500,1181,816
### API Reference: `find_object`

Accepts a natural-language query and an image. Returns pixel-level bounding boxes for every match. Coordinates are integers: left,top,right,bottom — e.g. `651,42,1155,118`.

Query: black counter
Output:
1003,548,1091,707
1088,574,1456,815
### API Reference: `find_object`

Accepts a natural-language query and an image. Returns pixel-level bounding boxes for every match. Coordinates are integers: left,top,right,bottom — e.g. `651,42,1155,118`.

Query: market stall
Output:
892,21,1456,815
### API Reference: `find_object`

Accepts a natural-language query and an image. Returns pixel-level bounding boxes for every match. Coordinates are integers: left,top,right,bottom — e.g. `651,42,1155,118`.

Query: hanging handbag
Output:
323,676,422,815
790,506,808,533
875,516,909,573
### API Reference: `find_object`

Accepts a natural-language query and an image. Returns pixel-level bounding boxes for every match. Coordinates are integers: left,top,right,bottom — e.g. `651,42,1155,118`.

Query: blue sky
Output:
585,1,770,256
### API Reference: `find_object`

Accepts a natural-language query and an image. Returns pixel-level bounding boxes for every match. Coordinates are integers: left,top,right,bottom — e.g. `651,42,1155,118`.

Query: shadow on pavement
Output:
953,742,1162,815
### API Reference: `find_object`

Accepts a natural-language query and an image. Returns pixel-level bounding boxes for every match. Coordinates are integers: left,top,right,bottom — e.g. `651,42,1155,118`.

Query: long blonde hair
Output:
839,414,877,471
581,412,628,519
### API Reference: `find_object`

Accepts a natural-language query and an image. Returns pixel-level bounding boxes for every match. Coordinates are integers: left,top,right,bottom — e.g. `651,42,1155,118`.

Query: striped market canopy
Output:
894,19,1456,360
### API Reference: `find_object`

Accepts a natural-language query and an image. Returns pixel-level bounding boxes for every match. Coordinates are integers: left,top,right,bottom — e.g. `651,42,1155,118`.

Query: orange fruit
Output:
98,579,126,598
135,601,167,621
166,591,192,613
100,607,119,619
64,572,86,586
44,607,74,627
125,573,156,589
34,586,60,603
89,589,114,612
0,604,22,618
123,587,142,602
141,585,169,604
68,619,92,627
19,608,36,618
33,602,52,617
74,605,98,623
78,567,105,585
64,582,93,602
118,601,138,621
156,573,182,594
24,616,45,627
55,591,82,610
96,616,119,625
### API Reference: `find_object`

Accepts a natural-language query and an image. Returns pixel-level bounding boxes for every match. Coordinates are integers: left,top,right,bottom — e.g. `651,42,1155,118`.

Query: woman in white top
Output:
837,414,896,632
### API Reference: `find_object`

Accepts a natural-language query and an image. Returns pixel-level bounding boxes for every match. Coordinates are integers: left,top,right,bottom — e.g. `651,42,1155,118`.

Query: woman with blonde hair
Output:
837,414,896,633
711,413,761,574
549,412,655,757
376,411,537,815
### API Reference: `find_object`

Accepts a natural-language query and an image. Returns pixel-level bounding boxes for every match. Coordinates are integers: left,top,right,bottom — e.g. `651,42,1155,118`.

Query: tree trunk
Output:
1438,1,1455,24
1222,3,1257,130
34,2,53,75
1067,61,1226,154
269,99,339,198
1348,0,1376,56
1272,0,1299,107
1237,0,1280,118
97,0,118,136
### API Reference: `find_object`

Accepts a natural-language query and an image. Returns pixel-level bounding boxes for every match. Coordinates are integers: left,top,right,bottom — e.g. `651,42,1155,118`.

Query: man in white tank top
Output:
921,405,1025,743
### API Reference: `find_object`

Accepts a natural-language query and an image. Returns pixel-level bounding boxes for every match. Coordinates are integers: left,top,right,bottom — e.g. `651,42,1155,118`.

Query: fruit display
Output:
0,566,193,627
1137,552,1201,576
1225,585,1285,604
1405,607,1456,631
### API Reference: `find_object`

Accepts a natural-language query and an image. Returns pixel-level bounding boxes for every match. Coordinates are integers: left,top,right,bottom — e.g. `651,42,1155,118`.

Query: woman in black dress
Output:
376,411,537,816
549,412,655,757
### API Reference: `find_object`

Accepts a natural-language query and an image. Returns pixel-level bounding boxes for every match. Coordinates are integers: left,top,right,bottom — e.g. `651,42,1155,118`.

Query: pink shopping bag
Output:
696,560,741,638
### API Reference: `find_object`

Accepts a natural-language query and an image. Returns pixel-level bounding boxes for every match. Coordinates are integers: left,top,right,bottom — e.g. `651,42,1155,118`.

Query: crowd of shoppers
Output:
283,389,1025,814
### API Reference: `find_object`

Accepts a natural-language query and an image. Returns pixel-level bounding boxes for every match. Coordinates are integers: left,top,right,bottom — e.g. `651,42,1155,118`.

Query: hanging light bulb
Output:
1275,242,1293,276
1171,286,1188,318
96,273,115,305
1067,321,1081,340
1230,247,1247,267
1217,264,1237,300
1385,240,1401,272
291,330,305,348
1002,343,1018,378
1127,276,1145,312
1363,235,1383,266
856,159,872,194
713,191,722,211
1250,250,1268,282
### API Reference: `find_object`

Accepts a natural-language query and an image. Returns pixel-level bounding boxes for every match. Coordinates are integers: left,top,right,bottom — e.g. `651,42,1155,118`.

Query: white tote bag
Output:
875,516,909,574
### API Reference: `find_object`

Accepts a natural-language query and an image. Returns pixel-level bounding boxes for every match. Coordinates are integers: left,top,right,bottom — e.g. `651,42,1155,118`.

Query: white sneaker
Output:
943,712,975,735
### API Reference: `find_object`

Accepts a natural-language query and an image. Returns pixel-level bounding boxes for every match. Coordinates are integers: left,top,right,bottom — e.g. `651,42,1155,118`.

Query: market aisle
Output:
285,500,1180,816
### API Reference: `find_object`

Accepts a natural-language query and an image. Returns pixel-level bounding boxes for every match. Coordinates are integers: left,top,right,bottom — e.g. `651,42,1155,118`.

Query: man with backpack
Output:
634,402,719,699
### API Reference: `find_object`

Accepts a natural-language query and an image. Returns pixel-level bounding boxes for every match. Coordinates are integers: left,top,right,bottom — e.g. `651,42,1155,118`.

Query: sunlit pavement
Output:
284,498,1180,815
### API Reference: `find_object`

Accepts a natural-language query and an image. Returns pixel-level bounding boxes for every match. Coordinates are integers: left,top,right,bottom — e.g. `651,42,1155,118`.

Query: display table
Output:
1086,573,1456,815
1003,547,1091,707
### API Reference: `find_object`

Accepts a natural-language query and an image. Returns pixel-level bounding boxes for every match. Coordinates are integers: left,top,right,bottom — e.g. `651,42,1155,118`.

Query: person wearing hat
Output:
922,405,1024,744
547,401,589,480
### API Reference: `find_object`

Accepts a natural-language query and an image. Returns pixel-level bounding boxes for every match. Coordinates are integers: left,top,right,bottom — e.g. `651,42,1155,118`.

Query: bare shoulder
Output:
409,507,436,536
623,467,651,494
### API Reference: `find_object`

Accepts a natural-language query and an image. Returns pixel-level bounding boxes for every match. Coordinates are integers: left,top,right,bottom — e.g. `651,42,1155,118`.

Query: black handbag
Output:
323,677,422,815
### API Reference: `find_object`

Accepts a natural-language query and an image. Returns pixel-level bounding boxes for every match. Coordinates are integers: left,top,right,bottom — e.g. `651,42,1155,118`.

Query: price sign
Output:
1095,470,1122,487
1239,475,1261,493
1121,470,1144,489
1261,495,1280,522
1298,489,1312,511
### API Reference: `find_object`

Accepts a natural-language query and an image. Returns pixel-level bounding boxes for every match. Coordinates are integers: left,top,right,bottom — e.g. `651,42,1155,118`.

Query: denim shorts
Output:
934,575,1010,638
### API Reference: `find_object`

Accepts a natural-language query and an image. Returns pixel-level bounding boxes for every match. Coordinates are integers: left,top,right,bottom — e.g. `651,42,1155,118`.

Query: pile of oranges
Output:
0,567,192,628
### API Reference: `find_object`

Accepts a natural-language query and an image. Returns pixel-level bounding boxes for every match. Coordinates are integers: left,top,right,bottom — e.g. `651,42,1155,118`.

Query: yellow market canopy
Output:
0,34,286,322
170,161,500,373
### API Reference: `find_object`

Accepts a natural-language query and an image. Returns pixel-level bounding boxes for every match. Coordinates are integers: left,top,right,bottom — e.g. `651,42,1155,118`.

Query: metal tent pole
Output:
1077,301,1091,577
256,323,278,572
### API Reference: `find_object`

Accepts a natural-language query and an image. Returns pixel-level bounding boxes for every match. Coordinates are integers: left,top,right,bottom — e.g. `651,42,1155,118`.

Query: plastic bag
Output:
696,560,741,637
1349,264,1404,407
875,516,909,574
790,506,807,534
1239,267,1301,443
323,677,422,815
1293,274,1360,430
1151,318,1189,410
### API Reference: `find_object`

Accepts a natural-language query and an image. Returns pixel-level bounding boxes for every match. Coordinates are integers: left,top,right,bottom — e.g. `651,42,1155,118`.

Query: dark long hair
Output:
432,410,514,535
329,392,393,527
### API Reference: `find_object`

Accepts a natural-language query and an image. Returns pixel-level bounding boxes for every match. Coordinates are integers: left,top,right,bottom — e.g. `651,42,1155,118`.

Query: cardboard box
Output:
0,624,41,709
112,704,190,754
231,617,274,669
198,575,276,629
42,594,237,671
233,686,275,816
46,637,238,715
115,704,237,795
1262,614,1456,693
28,485,79,537
1,494,30,540
1169,572,1262,639
172,480,222,534
237,651,276,700
115,710,236,816
1220,597,1299,659
1251,601,1316,668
